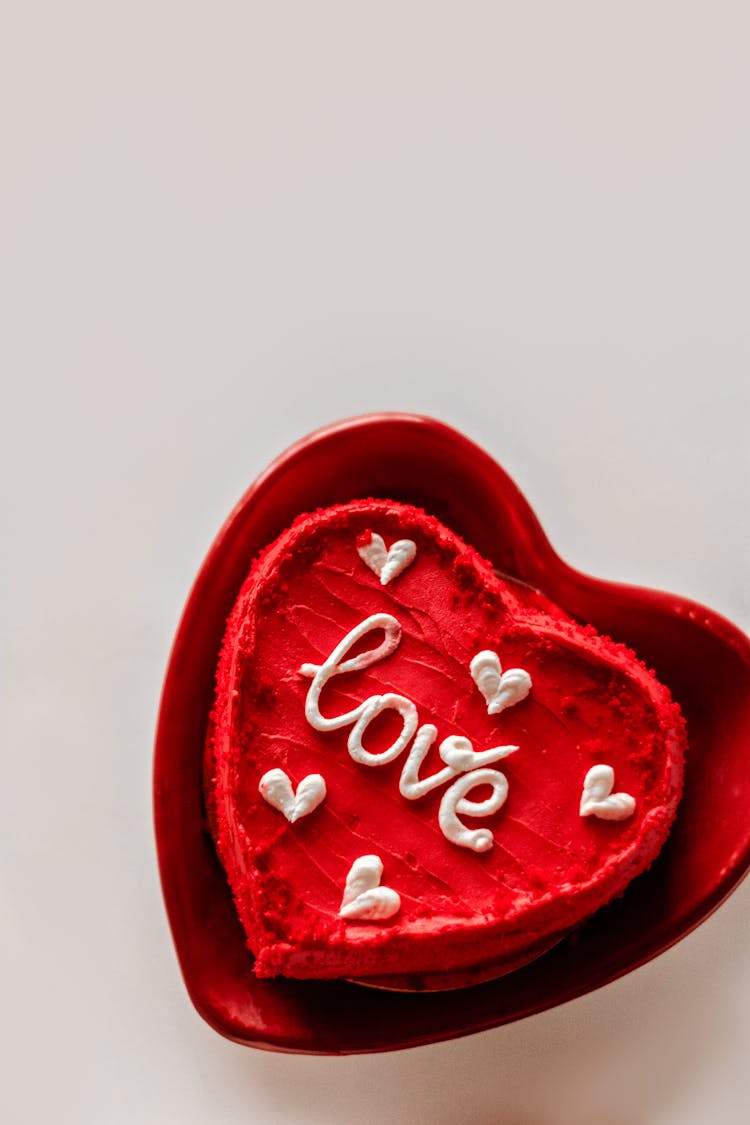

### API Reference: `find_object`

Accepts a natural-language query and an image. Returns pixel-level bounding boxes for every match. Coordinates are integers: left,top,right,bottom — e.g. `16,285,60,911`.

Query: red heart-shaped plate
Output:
154,413,750,1053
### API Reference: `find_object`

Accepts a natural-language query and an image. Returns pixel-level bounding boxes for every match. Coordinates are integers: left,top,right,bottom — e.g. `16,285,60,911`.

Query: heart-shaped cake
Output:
207,499,686,984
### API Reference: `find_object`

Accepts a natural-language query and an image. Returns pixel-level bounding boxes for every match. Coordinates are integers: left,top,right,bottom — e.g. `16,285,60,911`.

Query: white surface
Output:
2,3,749,1123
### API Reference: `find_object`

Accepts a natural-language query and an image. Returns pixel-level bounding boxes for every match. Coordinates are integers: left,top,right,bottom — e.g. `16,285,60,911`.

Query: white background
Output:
2,3,750,1122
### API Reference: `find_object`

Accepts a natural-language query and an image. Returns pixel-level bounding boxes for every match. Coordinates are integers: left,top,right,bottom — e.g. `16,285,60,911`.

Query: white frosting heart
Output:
258,768,327,823
579,764,636,821
470,650,532,715
357,532,417,585
339,855,401,921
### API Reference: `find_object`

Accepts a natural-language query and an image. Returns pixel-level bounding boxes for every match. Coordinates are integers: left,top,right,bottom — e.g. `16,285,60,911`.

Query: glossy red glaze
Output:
154,413,750,1053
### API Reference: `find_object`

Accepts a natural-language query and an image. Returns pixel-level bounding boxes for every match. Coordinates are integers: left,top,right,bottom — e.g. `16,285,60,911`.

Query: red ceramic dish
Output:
154,413,750,1053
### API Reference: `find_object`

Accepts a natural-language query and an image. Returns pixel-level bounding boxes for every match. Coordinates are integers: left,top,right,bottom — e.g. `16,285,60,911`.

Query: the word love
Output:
300,614,519,851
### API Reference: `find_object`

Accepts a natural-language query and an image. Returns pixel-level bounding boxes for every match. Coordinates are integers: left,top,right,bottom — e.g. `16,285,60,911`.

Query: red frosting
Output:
208,500,686,982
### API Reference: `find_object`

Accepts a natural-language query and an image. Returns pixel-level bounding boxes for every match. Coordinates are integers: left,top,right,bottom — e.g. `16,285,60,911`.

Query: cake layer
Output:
208,500,685,981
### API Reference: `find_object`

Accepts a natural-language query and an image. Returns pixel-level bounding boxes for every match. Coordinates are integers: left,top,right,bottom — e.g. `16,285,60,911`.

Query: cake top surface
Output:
208,498,685,981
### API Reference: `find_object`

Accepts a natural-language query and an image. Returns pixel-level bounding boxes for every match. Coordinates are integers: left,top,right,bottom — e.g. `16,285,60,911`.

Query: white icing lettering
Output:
348,692,419,766
439,734,519,772
399,725,459,799
300,613,401,731
439,769,510,852
399,730,519,801
300,616,517,850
